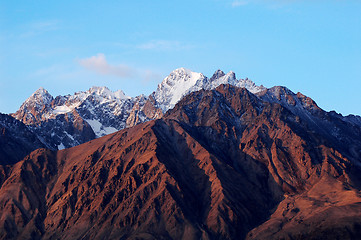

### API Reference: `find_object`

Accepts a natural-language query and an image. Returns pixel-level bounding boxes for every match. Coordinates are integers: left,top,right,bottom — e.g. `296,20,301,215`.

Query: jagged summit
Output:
87,86,130,100
152,68,208,111
210,69,226,81
152,68,265,112
11,84,159,149
206,70,237,90
34,86,48,93
24,87,53,106
12,87,54,126
34,86,49,94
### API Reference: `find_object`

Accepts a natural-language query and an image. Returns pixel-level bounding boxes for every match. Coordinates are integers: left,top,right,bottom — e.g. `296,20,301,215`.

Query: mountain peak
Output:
33,86,51,96
153,68,207,112
166,68,205,83
26,87,53,106
226,70,236,80
152,68,267,112
89,86,109,92
171,67,192,75
87,86,130,100
210,69,226,82
35,86,47,92
11,87,54,125
206,70,237,90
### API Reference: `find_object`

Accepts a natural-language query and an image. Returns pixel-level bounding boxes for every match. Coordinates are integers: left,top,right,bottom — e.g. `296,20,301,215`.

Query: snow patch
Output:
58,143,65,150
85,119,119,138
53,105,72,114
53,102,82,115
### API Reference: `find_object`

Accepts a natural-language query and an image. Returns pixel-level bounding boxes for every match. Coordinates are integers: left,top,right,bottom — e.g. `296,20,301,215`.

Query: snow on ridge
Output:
14,68,267,149
152,67,208,112
47,86,131,117
153,68,266,112
88,86,130,101
206,71,237,90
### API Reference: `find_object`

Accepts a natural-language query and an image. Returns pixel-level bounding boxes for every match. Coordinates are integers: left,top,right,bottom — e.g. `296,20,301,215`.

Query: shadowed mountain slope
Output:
0,113,45,165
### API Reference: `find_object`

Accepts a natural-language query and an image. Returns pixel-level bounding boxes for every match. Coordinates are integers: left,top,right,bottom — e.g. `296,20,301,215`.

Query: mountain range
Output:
9,68,265,154
1,68,361,239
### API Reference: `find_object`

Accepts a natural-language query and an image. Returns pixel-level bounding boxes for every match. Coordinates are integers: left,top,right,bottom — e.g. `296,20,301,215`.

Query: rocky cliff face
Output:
1,84,361,239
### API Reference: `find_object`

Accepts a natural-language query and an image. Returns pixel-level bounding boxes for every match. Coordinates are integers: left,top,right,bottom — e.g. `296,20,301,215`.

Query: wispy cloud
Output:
20,20,60,38
137,40,193,51
30,20,59,31
143,70,163,83
232,0,248,7
230,0,310,8
78,53,161,82
78,53,134,78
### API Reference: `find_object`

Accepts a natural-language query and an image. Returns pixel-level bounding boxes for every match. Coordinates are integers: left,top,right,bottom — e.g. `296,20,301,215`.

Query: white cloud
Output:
78,53,162,83
232,0,248,7
78,53,133,78
137,40,192,51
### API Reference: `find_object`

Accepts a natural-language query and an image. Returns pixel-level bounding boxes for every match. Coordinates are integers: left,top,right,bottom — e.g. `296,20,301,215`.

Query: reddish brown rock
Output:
0,85,361,239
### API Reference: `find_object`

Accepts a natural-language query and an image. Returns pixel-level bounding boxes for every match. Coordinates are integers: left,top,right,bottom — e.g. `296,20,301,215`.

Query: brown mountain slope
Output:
0,85,361,239
0,119,280,239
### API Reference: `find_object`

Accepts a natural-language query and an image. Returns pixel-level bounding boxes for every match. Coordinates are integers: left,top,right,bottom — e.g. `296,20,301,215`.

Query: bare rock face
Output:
125,95,163,128
11,87,54,126
1,85,361,239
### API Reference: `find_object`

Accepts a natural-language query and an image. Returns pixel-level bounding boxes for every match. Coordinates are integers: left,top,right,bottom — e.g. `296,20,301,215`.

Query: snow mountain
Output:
2,84,361,239
10,67,360,152
152,68,266,111
12,86,162,150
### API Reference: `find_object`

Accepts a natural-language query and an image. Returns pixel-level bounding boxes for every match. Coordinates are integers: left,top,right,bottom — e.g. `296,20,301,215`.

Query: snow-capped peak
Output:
210,69,226,81
35,86,47,93
49,86,131,117
114,90,129,100
88,86,130,101
152,68,266,112
23,87,54,108
163,68,205,87
31,87,52,100
206,70,237,90
152,68,208,111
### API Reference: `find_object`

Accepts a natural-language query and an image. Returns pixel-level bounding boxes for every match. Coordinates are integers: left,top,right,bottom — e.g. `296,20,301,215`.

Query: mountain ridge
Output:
3,67,361,164
1,84,361,239
10,68,267,152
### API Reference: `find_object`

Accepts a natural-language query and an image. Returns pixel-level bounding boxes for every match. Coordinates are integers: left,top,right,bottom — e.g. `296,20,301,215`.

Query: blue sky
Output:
1,0,360,116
